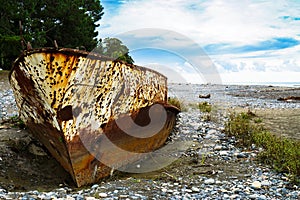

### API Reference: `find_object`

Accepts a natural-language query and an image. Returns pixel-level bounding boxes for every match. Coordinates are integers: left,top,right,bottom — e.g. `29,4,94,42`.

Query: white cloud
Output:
100,0,300,45
221,71,300,84
211,44,300,73
99,0,300,83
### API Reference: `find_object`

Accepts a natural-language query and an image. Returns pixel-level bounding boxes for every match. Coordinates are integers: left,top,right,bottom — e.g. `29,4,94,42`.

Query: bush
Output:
198,102,212,113
225,112,300,184
168,97,185,111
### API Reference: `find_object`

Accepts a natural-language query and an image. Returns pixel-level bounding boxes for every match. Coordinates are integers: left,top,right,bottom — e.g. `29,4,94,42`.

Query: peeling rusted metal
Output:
9,48,179,187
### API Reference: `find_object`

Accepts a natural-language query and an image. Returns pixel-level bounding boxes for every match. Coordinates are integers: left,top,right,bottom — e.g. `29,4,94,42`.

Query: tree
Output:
0,0,104,70
95,37,134,64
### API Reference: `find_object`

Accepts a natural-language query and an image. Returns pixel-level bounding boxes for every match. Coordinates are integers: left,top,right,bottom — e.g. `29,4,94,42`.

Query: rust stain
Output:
9,48,179,187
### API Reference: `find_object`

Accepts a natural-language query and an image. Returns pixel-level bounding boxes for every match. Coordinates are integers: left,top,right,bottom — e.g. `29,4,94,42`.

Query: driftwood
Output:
277,96,300,102
199,94,211,99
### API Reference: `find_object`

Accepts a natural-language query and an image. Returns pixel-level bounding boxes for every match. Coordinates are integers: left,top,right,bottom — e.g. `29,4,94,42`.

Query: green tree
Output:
0,0,104,70
96,37,134,64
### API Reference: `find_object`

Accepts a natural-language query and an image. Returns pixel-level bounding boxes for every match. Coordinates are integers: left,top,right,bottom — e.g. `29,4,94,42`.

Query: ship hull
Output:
9,48,179,187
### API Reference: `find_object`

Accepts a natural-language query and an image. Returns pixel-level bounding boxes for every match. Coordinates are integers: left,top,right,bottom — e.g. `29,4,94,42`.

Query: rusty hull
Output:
9,48,179,187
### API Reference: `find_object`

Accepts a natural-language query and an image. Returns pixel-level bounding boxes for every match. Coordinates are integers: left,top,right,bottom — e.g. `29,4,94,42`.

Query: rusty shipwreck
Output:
9,48,180,187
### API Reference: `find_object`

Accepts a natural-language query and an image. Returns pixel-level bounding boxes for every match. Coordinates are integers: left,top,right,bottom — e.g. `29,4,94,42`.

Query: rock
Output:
236,152,248,158
204,178,215,185
91,184,99,190
85,197,96,200
261,180,270,187
251,181,262,189
98,192,108,198
214,145,222,150
207,129,217,135
191,186,200,192
161,188,167,193
219,151,229,156
258,194,267,200
249,194,259,199
185,189,193,193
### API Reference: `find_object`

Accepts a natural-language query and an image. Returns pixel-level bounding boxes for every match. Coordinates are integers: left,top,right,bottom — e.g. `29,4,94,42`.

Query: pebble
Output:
204,178,215,185
96,192,107,198
0,84,300,199
85,197,96,200
251,181,262,189
261,180,271,187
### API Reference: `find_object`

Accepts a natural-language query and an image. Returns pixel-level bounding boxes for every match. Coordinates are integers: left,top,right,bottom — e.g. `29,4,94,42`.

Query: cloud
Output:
99,0,300,83
204,38,300,55
100,1,300,45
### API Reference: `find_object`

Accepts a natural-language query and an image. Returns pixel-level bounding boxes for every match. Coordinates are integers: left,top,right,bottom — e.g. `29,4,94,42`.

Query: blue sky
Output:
98,0,300,84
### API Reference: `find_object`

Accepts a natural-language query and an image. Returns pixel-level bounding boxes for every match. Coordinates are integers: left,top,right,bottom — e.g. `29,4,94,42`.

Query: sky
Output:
97,0,300,84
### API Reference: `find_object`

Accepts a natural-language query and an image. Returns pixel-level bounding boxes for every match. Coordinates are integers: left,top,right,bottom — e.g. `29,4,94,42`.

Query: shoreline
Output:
0,75,299,198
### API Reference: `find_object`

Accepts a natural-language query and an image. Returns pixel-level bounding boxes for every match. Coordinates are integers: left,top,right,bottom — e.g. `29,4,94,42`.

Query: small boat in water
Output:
9,48,180,187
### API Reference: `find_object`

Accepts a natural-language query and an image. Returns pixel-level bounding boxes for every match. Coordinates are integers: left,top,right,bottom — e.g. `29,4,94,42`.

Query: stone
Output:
185,189,193,193
204,178,215,185
191,186,200,192
85,197,96,200
219,151,228,156
261,180,270,187
207,129,217,135
161,188,167,193
98,192,108,198
251,181,261,189
249,194,259,199
91,184,99,190
236,152,248,158
214,145,222,150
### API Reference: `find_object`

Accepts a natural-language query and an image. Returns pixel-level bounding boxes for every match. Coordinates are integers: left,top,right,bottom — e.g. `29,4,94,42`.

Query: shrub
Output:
225,112,300,184
168,97,185,111
198,102,212,113
225,112,264,147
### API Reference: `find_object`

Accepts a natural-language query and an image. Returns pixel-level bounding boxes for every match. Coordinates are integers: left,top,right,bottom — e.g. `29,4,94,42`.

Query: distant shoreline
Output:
222,82,300,87
169,82,300,88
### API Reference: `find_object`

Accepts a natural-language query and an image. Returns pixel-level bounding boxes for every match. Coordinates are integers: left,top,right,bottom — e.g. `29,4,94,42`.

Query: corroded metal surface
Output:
9,48,179,187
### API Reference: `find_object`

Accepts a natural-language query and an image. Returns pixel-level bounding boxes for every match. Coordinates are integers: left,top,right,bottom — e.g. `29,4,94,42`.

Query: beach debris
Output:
277,96,300,102
199,94,211,99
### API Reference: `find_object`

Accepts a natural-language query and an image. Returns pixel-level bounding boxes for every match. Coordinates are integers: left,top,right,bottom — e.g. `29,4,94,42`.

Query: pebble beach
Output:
0,71,300,199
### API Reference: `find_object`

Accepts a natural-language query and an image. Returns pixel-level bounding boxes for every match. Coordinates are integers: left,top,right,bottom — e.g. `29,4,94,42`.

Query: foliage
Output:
95,37,134,64
0,0,104,70
198,102,212,113
253,131,300,183
168,97,186,112
225,112,300,184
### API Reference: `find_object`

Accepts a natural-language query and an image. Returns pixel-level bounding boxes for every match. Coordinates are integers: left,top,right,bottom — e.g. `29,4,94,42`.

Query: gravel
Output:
0,83,299,199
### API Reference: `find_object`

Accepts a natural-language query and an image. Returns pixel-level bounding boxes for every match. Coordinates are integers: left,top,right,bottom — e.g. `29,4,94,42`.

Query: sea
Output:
222,82,300,87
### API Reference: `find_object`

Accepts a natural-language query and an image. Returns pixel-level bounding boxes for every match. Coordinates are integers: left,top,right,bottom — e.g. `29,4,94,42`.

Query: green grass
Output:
225,112,300,184
198,101,212,113
168,97,187,112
